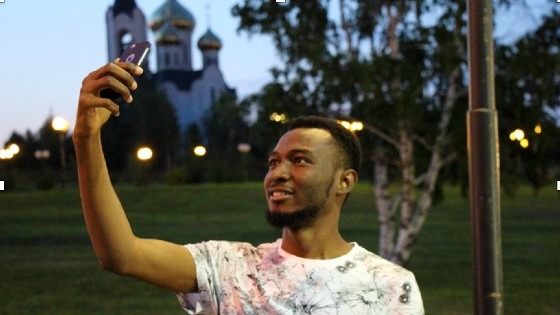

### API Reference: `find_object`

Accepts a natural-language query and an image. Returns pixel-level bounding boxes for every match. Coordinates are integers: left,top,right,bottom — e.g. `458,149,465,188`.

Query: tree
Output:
203,93,252,182
100,73,179,174
495,9,560,195
231,0,531,266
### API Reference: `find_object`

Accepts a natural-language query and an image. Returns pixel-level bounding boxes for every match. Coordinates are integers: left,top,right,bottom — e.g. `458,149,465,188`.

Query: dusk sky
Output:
0,0,552,146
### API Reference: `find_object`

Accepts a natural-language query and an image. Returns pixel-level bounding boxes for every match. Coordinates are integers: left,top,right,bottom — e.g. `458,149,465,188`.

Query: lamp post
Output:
237,143,251,182
136,146,153,185
193,145,207,157
51,116,70,189
34,149,51,168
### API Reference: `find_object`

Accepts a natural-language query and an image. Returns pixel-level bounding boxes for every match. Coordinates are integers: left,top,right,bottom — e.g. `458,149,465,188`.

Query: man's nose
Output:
269,161,291,181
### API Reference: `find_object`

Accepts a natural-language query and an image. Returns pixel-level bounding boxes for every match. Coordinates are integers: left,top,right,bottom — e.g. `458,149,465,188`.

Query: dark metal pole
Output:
58,132,67,190
467,0,503,314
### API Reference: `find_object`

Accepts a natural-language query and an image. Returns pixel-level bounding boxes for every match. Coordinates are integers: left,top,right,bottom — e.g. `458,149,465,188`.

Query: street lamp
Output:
51,116,70,189
0,143,20,160
534,124,542,134
7,143,20,155
136,146,153,185
270,112,288,124
0,149,12,160
509,128,524,142
193,145,207,157
237,143,251,182
338,120,364,132
34,149,51,168
137,147,153,161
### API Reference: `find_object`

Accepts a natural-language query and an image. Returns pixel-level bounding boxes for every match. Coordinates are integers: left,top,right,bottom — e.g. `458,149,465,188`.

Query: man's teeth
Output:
272,191,287,197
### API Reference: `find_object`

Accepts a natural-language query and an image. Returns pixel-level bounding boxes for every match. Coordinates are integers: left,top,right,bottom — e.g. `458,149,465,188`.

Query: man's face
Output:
264,128,339,229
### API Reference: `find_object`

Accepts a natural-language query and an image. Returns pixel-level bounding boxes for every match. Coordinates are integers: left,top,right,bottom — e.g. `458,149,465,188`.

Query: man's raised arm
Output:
73,62,197,293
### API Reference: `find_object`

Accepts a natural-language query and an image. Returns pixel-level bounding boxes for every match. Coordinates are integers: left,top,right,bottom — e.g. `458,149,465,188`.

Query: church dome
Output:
197,29,222,51
149,0,195,31
154,22,181,44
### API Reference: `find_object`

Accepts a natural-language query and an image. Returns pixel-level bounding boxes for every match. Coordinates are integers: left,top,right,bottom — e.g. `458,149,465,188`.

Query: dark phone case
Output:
100,42,151,101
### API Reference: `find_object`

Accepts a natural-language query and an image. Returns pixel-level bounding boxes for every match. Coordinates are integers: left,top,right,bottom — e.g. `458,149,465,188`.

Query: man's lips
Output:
267,188,294,202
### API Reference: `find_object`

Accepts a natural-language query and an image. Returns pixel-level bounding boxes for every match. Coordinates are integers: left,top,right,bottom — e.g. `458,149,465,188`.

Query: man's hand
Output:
74,62,143,139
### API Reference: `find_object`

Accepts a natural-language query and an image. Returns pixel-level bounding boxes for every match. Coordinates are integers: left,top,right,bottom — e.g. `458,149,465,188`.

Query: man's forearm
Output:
74,134,137,273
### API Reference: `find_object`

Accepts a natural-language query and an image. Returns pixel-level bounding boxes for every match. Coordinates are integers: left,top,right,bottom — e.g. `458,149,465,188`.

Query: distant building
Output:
106,0,235,137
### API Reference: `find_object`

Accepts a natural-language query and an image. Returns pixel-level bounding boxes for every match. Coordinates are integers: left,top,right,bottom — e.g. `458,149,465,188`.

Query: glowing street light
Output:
137,147,153,161
519,139,529,149
0,149,13,160
509,129,524,142
270,112,288,124
193,145,206,157
7,143,20,155
51,117,70,133
338,120,364,132
0,143,21,160
534,124,542,134
34,149,51,169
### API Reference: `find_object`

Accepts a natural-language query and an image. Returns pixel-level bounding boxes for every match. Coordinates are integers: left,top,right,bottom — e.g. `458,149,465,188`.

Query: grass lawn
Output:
0,182,558,314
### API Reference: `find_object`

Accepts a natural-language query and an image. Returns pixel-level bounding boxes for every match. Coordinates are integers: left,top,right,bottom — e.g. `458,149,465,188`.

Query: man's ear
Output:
336,169,358,195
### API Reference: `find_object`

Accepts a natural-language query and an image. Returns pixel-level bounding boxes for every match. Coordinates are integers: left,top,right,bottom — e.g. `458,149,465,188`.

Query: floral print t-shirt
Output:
177,239,424,314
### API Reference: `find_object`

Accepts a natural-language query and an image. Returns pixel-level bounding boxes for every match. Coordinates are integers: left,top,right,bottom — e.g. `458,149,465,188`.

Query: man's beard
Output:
266,179,334,230
266,204,323,230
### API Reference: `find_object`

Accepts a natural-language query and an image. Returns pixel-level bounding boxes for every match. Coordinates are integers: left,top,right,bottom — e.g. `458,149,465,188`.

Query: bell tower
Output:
106,0,148,61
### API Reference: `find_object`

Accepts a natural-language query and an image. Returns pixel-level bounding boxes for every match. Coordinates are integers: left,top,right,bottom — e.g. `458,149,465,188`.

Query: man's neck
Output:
280,226,353,259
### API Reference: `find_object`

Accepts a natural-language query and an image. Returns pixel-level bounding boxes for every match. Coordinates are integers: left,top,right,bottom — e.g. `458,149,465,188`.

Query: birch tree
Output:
232,0,505,265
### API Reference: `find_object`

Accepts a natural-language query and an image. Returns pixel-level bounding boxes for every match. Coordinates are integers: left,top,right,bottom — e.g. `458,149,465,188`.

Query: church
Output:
106,0,235,136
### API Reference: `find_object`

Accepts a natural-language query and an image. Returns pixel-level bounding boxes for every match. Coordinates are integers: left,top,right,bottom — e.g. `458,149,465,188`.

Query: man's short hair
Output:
288,116,362,172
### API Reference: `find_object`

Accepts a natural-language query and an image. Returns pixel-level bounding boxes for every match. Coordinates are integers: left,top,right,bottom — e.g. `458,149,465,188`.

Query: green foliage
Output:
164,166,188,185
495,10,560,194
232,0,559,191
199,93,254,182
0,167,16,191
35,169,56,191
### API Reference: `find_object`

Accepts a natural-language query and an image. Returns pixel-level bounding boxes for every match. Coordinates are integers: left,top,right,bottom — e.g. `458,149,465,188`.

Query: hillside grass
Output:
0,182,558,314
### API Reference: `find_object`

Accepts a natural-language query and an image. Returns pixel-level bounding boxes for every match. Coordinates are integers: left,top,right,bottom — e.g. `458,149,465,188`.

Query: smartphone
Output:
100,41,151,101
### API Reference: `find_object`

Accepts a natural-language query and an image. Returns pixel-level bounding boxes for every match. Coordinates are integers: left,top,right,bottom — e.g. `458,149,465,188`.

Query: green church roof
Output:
149,0,195,31
197,29,222,50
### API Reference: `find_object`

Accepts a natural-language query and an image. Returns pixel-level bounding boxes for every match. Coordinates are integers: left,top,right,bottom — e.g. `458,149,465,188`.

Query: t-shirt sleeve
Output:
391,271,425,314
176,241,257,314
176,242,220,315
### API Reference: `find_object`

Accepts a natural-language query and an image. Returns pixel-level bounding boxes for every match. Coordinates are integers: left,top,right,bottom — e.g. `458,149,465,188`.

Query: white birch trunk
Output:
388,70,460,266
373,146,395,259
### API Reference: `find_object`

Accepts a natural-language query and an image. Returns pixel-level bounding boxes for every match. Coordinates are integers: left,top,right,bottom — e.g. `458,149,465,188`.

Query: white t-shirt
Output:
178,239,424,314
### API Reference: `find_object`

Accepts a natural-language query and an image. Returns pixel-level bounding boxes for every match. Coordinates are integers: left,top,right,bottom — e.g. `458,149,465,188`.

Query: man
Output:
74,61,424,314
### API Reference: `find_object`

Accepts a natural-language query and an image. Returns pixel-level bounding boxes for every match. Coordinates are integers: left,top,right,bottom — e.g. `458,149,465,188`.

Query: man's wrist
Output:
73,131,101,148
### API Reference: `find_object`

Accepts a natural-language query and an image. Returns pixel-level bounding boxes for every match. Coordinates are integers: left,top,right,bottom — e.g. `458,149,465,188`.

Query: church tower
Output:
105,0,235,138
198,28,222,69
149,0,196,72
106,0,148,61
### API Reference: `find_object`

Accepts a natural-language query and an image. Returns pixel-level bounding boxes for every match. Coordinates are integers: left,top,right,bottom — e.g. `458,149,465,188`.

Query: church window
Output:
184,47,189,65
210,87,216,104
119,31,133,56
165,53,170,66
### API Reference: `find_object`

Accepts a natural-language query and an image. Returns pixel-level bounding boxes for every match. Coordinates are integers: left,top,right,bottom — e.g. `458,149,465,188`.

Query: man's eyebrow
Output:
288,149,314,157
268,149,314,159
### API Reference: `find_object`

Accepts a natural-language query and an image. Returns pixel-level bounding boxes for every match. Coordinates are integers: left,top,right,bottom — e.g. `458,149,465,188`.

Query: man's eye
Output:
268,159,278,168
294,157,308,165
